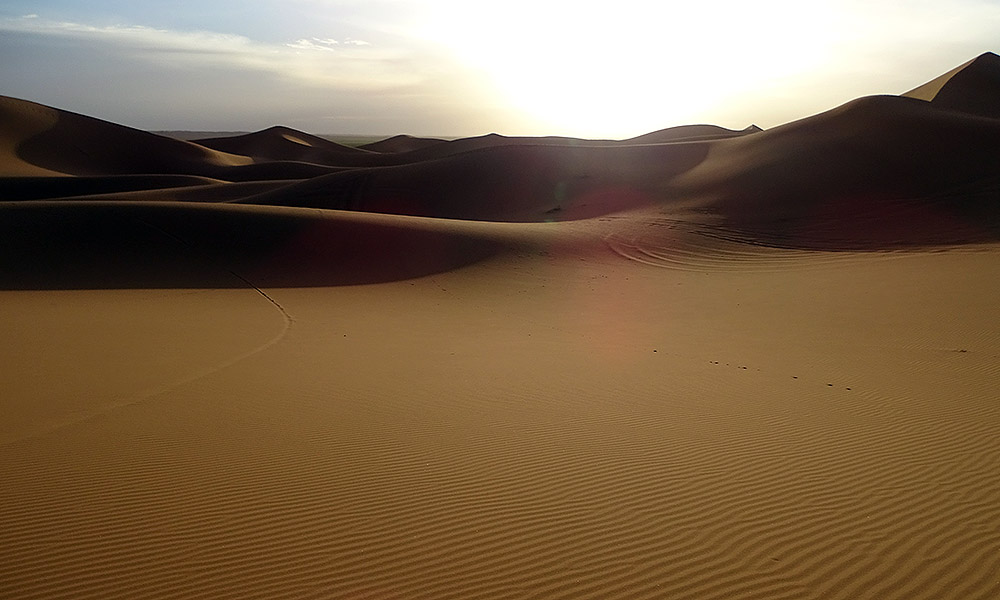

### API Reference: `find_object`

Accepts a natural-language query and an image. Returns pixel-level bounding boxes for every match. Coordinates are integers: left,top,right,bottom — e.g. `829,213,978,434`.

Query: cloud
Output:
0,11,513,135
0,15,410,90
286,37,371,51
287,37,338,51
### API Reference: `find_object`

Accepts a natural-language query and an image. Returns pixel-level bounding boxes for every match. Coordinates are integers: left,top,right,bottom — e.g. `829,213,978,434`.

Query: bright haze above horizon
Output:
1,1,997,139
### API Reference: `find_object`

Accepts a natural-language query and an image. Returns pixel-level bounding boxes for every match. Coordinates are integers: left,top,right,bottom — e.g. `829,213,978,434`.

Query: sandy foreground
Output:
2,54,1000,599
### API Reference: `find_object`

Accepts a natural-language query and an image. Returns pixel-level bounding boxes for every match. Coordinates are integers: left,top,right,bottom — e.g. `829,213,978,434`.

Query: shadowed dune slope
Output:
624,124,762,144
389,132,600,161
154,130,251,141
0,175,223,201
206,160,343,182
6,180,296,204
195,125,753,169
391,124,760,164
195,126,380,166
0,97,345,182
240,142,710,221
672,94,1000,248
0,96,252,177
2,53,998,244
359,134,448,154
904,52,1000,118
239,93,999,238
0,201,510,290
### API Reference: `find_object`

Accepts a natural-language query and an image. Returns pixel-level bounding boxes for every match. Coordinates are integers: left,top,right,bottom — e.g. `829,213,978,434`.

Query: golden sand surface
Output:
2,53,999,599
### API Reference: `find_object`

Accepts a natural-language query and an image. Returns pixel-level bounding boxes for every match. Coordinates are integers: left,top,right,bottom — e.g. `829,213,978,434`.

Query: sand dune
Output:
0,96,252,178
904,51,1000,118
358,133,448,154
240,97,1000,239
623,123,763,144
0,174,224,201
2,56,1000,600
239,142,710,221
386,124,759,164
670,94,1000,247
154,130,252,141
195,126,378,167
0,201,511,290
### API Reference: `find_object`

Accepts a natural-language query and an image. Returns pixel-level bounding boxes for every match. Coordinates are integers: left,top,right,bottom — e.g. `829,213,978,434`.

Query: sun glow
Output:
422,0,839,137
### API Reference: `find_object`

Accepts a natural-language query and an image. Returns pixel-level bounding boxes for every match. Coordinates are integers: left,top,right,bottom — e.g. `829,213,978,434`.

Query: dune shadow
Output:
243,142,711,222
0,175,223,201
703,182,1000,251
0,202,505,291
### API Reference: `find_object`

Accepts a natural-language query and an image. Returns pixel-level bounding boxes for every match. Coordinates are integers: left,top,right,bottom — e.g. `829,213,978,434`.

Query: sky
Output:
1,1,998,138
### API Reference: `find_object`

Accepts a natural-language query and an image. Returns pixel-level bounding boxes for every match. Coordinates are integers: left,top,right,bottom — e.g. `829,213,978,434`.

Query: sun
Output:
420,0,836,137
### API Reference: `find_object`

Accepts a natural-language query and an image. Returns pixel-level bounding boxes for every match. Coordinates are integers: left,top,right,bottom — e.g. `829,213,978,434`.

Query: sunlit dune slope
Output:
904,51,1000,118
0,96,251,177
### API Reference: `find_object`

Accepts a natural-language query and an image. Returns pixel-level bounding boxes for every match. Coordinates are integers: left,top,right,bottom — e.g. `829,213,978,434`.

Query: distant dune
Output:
237,142,711,221
154,130,253,141
195,126,378,166
623,123,763,144
5,53,996,243
2,54,1000,600
0,96,251,178
358,134,448,154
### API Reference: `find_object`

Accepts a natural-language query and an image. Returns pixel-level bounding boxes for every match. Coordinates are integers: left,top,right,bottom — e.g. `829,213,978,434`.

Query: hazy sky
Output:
1,1,997,137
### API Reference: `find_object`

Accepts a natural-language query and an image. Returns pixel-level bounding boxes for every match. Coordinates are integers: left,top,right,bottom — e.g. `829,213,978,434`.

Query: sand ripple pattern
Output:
604,222,875,272
2,347,999,599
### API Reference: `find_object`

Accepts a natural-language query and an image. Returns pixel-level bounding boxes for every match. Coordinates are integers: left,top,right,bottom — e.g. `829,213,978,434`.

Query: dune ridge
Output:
194,126,377,166
3,67,997,246
669,93,1000,247
904,51,1000,118
0,96,252,178
358,133,448,154
2,54,1000,600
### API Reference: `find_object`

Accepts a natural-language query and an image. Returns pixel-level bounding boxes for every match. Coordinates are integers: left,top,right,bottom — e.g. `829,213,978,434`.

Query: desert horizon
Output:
2,44,1000,600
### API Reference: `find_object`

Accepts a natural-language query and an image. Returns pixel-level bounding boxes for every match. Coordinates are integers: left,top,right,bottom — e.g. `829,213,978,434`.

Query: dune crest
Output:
195,125,377,166
0,96,251,178
624,123,762,144
903,52,1000,118
669,94,1000,248
359,134,448,154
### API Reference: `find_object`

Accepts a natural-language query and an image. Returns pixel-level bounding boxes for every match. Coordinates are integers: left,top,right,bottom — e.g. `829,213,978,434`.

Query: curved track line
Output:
0,219,293,447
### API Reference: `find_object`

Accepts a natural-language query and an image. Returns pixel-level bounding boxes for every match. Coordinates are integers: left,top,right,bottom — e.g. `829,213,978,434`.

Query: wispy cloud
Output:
286,37,371,51
288,38,340,50
0,15,413,90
